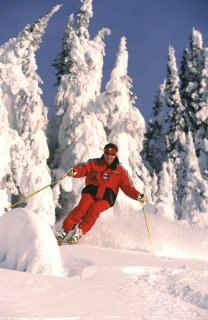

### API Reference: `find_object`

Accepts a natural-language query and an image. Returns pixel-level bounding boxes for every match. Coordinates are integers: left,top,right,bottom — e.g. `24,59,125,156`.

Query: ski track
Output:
60,246,208,320
120,266,208,320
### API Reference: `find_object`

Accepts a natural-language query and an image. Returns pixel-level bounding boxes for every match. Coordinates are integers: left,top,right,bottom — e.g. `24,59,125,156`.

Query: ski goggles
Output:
104,147,117,156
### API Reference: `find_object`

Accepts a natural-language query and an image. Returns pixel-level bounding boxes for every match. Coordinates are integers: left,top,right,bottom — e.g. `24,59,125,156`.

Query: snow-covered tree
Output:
155,160,176,221
180,29,207,179
180,29,204,129
53,14,75,86
178,132,208,227
54,1,110,122
0,86,19,214
76,0,93,37
166,46,186,168
0,5,61,224
150,172,158,204
194,46,208,179
53,0,110,217
96,37,152,208
143,80,167,174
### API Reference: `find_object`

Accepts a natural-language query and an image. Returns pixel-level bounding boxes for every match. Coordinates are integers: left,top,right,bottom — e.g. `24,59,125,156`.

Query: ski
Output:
55,226,82,246
55,228,76,246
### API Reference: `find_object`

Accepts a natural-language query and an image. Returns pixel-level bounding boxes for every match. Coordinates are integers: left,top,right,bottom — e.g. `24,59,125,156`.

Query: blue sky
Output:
0,0,208,122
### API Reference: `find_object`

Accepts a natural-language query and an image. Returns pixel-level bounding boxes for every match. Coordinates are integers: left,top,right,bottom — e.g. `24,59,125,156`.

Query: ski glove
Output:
137,193,146,203
67,168,77,177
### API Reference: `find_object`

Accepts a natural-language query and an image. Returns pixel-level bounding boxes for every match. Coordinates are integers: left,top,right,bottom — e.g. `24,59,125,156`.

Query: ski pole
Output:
141,201,154,255
4,173,68,212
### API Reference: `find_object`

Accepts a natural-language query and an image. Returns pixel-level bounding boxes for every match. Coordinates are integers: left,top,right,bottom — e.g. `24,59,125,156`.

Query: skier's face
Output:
104,152,116,164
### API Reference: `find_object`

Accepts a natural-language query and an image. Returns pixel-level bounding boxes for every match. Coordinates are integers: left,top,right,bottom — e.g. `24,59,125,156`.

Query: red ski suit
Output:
62,158,140,234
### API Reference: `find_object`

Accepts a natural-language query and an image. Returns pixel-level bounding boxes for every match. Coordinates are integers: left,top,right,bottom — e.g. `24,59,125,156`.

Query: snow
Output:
0,208,63,277
0,206,208,319
0,1,207,318
0,5,60,225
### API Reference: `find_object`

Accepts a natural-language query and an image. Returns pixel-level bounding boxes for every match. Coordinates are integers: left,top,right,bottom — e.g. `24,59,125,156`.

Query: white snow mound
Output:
0,208,63,277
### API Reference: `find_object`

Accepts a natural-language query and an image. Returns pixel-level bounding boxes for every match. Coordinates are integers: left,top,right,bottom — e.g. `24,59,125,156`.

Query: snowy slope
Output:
0,245,208,319
0,208,208,319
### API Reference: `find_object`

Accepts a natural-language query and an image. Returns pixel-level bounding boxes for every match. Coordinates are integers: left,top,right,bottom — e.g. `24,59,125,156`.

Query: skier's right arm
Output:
67,160,92,178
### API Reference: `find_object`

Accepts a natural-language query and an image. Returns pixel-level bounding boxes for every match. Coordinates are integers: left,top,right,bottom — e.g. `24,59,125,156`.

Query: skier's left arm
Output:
119,169,141,200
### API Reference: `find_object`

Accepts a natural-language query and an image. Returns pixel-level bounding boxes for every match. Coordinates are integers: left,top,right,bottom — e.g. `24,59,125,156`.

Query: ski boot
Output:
67,228,83,245
56,229,68,246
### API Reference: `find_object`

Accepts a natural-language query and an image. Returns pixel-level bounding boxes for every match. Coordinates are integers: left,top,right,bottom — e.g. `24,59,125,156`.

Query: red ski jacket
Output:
71,158,140,207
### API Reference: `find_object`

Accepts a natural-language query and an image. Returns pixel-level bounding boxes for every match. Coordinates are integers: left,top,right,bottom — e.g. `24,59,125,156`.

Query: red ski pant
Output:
62,193,110,234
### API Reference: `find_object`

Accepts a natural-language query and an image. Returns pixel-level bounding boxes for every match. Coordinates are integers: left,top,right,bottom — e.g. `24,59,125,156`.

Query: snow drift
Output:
0,208,63,277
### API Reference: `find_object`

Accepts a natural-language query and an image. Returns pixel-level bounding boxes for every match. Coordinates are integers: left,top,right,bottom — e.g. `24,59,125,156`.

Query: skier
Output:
56,143,145,245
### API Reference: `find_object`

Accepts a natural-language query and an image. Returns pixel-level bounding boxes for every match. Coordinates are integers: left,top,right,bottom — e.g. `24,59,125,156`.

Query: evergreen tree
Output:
180,47,191,131
143,80,167,174
179,132,208,227
53,0,110,217
0,87,19,214
166,46,186,168
194,46,208,179
76,0,93,37
53,14,75,86
180,29,207,178
150,172,158,204
180,29,204,130
96,37,152,208
155,160,176,221
53,0,110,121
0,5,61,224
